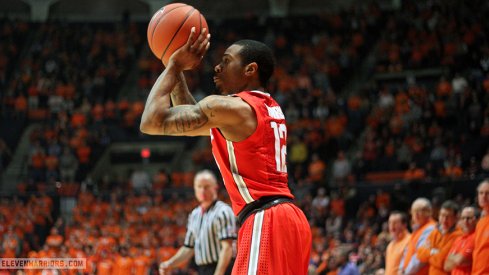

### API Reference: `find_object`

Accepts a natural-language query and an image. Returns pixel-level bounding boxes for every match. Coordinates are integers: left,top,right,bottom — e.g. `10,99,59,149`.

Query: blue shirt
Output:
339,262,360,275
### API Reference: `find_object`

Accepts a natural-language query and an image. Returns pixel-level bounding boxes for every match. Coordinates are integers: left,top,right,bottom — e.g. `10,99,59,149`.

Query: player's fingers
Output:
193,28,207,53
186,27,197,49
196,28,207,44
197,34,211,55
205,41,210,52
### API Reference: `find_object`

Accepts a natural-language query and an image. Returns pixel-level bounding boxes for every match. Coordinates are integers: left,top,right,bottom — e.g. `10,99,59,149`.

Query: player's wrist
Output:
166,59,184,73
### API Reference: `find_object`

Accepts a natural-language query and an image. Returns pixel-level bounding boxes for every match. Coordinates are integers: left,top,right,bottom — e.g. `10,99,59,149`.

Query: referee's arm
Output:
159,246,194,274
160,212,196,275
214,239,233,275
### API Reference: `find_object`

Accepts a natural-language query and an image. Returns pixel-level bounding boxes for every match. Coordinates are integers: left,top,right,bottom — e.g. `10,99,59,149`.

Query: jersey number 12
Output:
271,122,287,172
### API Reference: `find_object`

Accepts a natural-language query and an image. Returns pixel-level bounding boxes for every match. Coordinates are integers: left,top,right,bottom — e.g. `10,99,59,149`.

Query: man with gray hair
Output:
399,198,436,275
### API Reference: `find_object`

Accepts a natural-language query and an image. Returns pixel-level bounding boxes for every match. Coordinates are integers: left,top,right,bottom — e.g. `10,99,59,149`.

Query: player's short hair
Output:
233,39,275,86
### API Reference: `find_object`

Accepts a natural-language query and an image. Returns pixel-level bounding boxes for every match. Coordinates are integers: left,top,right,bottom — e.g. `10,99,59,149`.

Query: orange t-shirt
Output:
449,232,475,275
112,256,134,275
417,227,463,275
133,255,150,275
96,258,113,275
473,216,489,274
385,231,411,275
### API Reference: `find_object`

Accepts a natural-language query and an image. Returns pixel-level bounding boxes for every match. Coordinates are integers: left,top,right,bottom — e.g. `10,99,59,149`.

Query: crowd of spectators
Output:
374,0,488,73
352,0,489,184
0,171,484,275
1,21,148,192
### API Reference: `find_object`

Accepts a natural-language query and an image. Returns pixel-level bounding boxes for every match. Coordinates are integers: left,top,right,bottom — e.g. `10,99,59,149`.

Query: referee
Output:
159,170,237,275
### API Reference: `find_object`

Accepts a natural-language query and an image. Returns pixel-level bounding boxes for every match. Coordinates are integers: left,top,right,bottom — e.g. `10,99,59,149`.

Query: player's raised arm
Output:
140,27,210,136
140,93,254,138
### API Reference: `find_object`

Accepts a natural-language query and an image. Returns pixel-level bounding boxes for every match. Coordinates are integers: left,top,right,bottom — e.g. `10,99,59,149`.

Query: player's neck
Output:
240,78,264,93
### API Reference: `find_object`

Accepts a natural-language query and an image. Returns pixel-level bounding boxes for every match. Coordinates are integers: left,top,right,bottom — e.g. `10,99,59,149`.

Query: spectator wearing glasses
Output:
444,206,479,275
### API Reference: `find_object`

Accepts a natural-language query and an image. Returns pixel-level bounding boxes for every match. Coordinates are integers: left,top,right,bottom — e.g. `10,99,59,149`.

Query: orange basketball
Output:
147,3,208,66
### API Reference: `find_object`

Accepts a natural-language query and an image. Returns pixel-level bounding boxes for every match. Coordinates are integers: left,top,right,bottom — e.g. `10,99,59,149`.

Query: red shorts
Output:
232,202,312,275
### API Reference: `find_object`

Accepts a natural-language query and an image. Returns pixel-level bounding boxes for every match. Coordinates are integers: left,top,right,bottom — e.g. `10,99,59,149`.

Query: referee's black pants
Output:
197,258,235,275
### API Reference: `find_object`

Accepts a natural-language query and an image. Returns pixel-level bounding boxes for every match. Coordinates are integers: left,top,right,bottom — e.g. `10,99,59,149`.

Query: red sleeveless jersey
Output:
210,91,294,215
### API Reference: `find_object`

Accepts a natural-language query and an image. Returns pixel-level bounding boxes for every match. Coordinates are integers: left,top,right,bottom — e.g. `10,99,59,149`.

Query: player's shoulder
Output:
199,95,254,125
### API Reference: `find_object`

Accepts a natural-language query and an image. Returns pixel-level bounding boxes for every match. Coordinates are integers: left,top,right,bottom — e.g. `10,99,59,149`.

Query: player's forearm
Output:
140,65,179,133
171,72,197,106
214,241,233,275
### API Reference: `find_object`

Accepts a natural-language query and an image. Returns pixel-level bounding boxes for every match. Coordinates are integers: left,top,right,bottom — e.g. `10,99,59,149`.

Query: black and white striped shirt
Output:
184,200,237,265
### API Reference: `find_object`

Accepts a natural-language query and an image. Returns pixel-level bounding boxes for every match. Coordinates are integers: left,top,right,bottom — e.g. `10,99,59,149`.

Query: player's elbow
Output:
140,121,157,135
139,121,150,134
139,117,158,135
140,108,166,135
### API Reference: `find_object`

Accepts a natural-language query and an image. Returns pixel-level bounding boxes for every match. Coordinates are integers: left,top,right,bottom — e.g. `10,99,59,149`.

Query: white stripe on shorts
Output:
248,210,264,275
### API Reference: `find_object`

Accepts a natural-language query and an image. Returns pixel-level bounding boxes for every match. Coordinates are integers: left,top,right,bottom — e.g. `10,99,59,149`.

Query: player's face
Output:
194,177,217,203
478,182,489,209
214,44,247,94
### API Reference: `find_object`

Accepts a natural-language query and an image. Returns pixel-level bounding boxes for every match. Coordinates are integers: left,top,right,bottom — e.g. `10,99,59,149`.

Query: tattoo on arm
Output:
171,73,197,105
206,102,215,117
161,104,208,134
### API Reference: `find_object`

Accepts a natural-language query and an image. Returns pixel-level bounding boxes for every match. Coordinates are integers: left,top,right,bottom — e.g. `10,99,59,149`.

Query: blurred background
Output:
0,0,488,274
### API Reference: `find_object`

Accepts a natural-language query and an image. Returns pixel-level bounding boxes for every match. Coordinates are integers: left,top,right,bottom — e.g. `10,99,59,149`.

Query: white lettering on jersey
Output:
266,105,285,120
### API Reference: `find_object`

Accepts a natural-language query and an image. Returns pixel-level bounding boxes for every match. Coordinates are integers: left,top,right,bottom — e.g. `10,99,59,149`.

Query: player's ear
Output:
244,62,258,76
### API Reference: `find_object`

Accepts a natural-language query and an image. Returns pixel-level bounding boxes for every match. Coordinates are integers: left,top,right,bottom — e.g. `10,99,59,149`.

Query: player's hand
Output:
159,261,171,275
169,27,210,71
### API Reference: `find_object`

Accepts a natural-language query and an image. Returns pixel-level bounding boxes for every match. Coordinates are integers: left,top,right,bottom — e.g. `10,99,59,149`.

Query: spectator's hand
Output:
159,261,171,275
168,27,210,71
430,248,440,255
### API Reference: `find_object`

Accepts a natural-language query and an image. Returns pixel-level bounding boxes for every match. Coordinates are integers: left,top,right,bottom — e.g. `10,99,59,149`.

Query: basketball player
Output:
140,28,312,274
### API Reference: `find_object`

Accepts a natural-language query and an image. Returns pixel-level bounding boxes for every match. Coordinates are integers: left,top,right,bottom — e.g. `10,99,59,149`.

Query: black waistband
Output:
237,196,293,225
